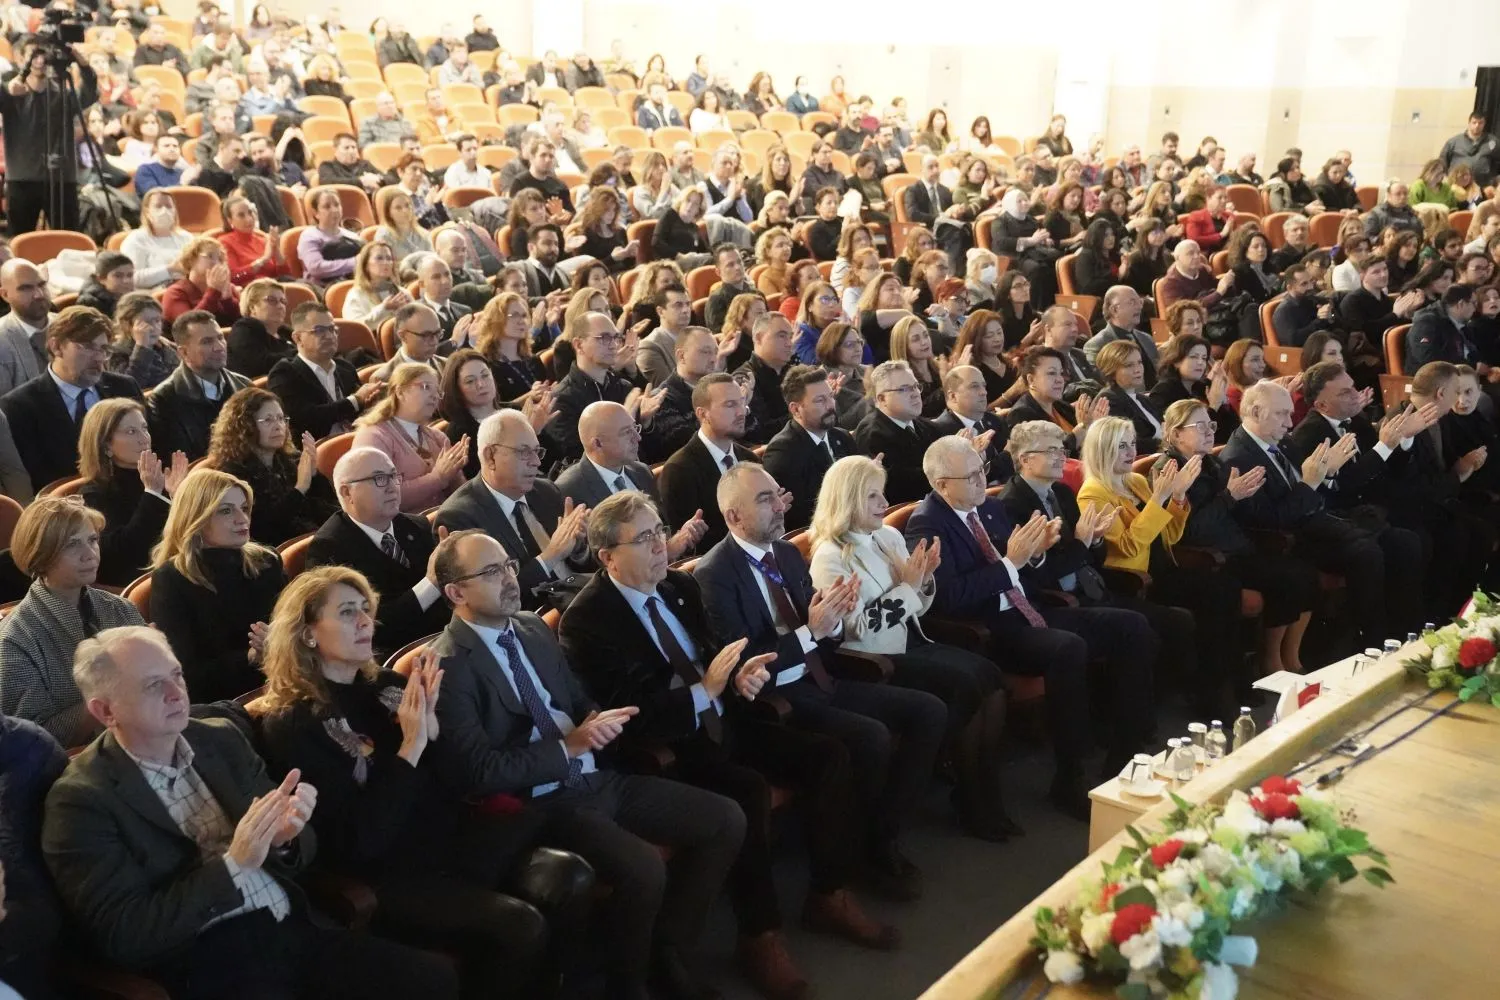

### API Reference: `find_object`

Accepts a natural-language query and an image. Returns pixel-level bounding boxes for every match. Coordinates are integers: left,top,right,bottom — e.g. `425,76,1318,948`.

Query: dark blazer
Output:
736,354,790,445
0,372,143,487
1289,411,1405,511
931,409,1015,485
1405,303,1472,374
558,569,721,750
852,408,942,505
430,613,599,798
1102,385,1164,452
226,316,295,379
1145,374,1239,444
904,491,1032,623
902,181,952,228
639,373,698,464
266,355,361,440
79,468,169,587
549,367,634,472
40,718,314,969
694,533,831,684
434,476,582,609
1217,426,1324,531
426,300,473,341
306,511,446,657
998,476,1105,594
658,435,757,550
146,365,252,461
554,457,657,510
760,420,858,531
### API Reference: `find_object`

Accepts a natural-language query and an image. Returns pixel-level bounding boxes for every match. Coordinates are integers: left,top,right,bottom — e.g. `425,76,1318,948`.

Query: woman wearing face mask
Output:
353,364,469,513
149,468,288,703
965,249,1000,310
217,194,293,284
786,75,819,115
204,387,338,545
77,399,188,586
105,291,178,390
121,188,193,289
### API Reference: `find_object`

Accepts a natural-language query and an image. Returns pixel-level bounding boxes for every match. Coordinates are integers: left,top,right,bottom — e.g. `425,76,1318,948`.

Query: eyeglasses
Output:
608,524,670,549
936,468,987,487
881,383,922,396
592,332,626,345
816,294,839,305
346,471,404,489
1022,446,1067,457
1181,420,1217,433
445,559,520,585
255,413,288,426
402,329,441,342
493,443,546,464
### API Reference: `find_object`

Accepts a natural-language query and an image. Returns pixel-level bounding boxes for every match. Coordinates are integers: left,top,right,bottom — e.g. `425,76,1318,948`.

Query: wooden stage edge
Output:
920,648,1415,1000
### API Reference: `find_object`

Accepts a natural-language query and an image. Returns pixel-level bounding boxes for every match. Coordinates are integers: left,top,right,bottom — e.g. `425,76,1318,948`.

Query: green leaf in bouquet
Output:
1096,943,1129,974
1363,867,1394,887
1112,885,1158,911
1459,687,1475,702
1116,982,1151,1000
1125,825,1151,851
1333,828,1370,853
1462,674,1486,692
1491,692,1500,709
1329,856,1358,882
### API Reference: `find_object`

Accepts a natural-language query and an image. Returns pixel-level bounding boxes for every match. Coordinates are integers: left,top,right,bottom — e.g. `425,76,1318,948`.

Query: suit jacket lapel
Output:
513,615,579,719
726,542,777,633
100,734,200,843
472,481,527,559
451,617,526,716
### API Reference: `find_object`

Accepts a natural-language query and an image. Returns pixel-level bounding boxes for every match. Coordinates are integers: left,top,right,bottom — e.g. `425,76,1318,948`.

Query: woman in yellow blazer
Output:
1077,416,1245,716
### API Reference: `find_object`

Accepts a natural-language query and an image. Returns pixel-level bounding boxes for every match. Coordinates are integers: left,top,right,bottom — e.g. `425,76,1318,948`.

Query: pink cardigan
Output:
352,420,462,513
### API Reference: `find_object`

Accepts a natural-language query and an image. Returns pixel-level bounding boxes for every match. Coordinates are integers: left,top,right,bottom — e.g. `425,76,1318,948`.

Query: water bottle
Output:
1206,721,1228,762
1383,639,1401,656
1407,632,1418,644
1168,738,1196,783
1186,722,1208,765
1232,707,1257,751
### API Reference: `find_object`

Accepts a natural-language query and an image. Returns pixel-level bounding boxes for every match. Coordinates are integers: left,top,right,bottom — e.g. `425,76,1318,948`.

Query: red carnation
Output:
1459,637,1496,672
1258,775,1302,797
1149,839,1185,868
1250,792,1301,821
1110,903,1157,945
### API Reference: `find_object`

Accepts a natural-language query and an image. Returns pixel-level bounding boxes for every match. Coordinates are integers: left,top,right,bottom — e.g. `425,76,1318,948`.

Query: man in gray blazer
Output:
634,283,693,387
0,259,55,396
1081,285,1158,378
428,529,744,1000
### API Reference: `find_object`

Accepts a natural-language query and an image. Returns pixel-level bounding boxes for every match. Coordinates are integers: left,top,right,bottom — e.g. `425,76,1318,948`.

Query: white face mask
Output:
980,265,997,284
150,206,175,227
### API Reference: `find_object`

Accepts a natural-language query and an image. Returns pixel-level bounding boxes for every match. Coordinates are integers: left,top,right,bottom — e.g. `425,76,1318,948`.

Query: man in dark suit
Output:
762,365,859,531
1337,255,1424,344
146,311,251,462
520,225,571,303
306,446,449,657
267,303,383,439
639,328,718,464
904,437,1157,818
854,360,945,505
997,421,1109,600
550,310,639,471
435,410,591,611
735,313,796,445
659,372,757,550
42,626,456,1000
560,493,898,997
0,306,143,487
1221,379,1424,647
932,365,1015,485
428,530,744,1000
1405,285,1477,373
413,255,475,347
901,155,951,228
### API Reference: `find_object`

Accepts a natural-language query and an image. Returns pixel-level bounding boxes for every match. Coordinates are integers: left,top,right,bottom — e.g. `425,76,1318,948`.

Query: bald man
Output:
1157,239,1236,315
556,401,659,508
0,259,54,395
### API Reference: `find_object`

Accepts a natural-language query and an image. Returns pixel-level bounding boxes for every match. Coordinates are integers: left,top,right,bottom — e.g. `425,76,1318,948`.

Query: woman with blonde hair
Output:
475,291,548,399
1134,180,1184,241
1411,158,1460,209
754,224,795,295
965,249,1000,309
630,150,680,222
343,241,411,326
753,189,798,236
148,468,286,702
375,189,431,260
893,226,935,285
651,186,712,268
205,386,337,545
840,246,883,320
747,143,799,218
121,188,193,289
888,315,945,416
352,364,469,512
256,565,570,1000
78,398,187,585
0,497,144,743
622,259,685,330
717,291,763,371
808,452,1015,841
830,222,874,294
105,291,178,390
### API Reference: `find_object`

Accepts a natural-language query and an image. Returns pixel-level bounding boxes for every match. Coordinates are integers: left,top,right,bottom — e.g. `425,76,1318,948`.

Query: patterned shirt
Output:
125,735,291,927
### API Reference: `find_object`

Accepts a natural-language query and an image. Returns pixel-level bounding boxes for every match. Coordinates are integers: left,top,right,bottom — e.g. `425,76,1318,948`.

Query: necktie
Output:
614,475,630,493
513,500,552,561
72,389,88,425
754,550,833,692
823,440,837,465
380,532,409,568
1041,489,1057,518
929,184,940,212
1267,444,1297,484
721,453,735,471
967,511,1046,627
645,596,722,741
491,628,582,786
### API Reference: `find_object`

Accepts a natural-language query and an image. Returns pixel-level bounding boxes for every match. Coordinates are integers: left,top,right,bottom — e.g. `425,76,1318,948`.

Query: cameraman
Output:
1,40,98,235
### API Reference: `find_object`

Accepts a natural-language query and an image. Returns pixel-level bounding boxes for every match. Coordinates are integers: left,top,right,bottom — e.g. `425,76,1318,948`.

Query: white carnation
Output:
1433,643,1456,670
1158,864,1193,896
1043,949,1085,984
1118,928,1162,971
1080,912,1114,953
1219,799,1270,838
1174,827,1210,845
1269,818,1307,838
1170,900,1205,930
1199,844,1237,878
1201,962,1240,1000
1152,913,1194,948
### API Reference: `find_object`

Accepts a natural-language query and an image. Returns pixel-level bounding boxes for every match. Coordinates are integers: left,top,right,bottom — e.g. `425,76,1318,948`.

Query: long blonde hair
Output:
150,468,279,588
810,455,887,565
1080,415,1135,495
77,398,147,484
260,566,381,713
355,362,436,428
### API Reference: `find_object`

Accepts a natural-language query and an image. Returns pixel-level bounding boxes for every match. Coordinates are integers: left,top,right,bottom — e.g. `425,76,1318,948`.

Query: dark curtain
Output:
1475,67,1500,134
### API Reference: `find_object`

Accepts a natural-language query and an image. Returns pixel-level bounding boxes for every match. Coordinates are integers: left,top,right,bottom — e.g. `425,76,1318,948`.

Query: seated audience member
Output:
1220,380,1423,648
343,242,411,328
805,188,845,264
652,189,713,270
852,361,944,505
0,498,144,745
440,348,513,480
736,313,798,443
1095,340,1165,452
1227,228,1279,305
353,363,468,513
1338,255,1425,359
887,317,945,417
556,401,660,510
267,303,383,439
1082,285,1159,375
375,191,433,261
427,528,745,1000
796,279,853,365
639,327,724,464
162,238,242,328
989,189,1060,306
520,224,572,302
226,279,295,379
1265,157,1320,215
1,306,146,489
77,252,135,319
1148,330,1238,439
1005,347,1104,457
1182,186,1236,253
299,188,364,287
146,311,251,461
705,244,756,333
903,438,1157,817
932,365,1014,484
375,302,449,380
636,284,695,388
148,468,286,703
106,292,178,391
762,365,860,531
1363,180,1423,239
0,711,68,998
797,456,1013,842
434,411,591,610
41,625,458,999
1272,263,1335,347
77,399,186,586
319,133,386,195
474,293,548,401
1157,239,1235,317
217,194,294,283
410,258,473,351
1311,157,1360,213
1444,364,1500,497
635,80,684,131
1072,219,1121,298
551,311,640,470
133,133,194,197
205,387,338,546
508,140,576,216
659,372,759,550
0,260,56,398
1406,285,1478,374
563,491,901,995
947,311,1012,403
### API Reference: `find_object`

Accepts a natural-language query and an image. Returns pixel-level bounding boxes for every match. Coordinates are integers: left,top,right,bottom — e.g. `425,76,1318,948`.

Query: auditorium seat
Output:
122,574,152,622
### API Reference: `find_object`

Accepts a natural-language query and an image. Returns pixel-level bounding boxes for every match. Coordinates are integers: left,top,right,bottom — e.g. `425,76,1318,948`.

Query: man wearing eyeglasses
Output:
932,364,1014,485
551,311,641,471
306,446,449,657
267,302,382,439
374,302,447,381
436,410,591,611
429,528,744,1000
852,360,945,505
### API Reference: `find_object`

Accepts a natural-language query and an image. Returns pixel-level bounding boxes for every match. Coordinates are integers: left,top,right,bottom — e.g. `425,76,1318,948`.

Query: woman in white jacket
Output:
808,455,1019,841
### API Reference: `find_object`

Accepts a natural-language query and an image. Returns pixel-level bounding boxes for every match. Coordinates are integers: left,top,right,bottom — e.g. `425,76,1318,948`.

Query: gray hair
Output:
868,359,913,396
715,460,766,516
332,445,392,490
74,625,176,700
750,312,789,341
1172,239,1202,261
415,253,448,280
1240,379,1288,417
1103,285,1137,317
477,408,532,454
1005,419,1066,460
921,435,976,487
587,489,659,556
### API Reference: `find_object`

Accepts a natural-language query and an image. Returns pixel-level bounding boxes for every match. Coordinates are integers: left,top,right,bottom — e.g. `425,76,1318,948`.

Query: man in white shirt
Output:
375,302,447,380
442,134,493,191
414,254,474,346
267,303,382,438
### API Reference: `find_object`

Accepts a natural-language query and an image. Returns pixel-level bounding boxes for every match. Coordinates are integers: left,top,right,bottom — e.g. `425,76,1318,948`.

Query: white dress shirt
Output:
443,161,493,189
949,500,1028,612
697,429,737,470
588,458,634,496
1318,411,1406,462
729,535,815,687
608,575,723,722
349,515,441,610
483,483,560,578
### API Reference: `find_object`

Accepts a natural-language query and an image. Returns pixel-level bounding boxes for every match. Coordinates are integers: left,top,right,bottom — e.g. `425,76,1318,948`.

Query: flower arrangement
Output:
1032,776,1391,999
1404,592,1500,707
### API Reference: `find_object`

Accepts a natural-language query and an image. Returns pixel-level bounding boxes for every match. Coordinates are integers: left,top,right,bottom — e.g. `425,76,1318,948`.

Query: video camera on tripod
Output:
22,0,93,69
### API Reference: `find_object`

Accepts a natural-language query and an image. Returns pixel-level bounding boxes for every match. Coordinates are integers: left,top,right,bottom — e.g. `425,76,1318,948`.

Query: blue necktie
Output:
492,627,582,786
